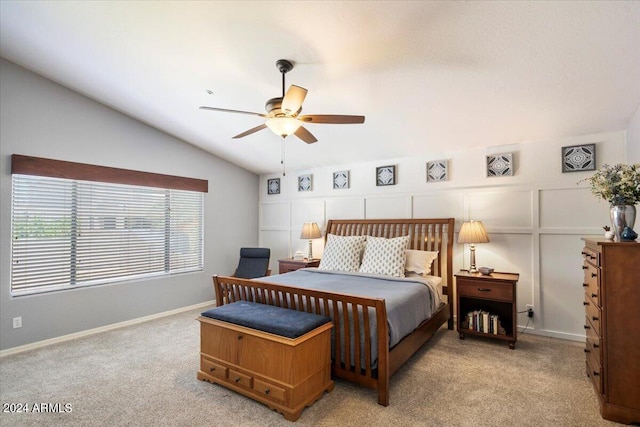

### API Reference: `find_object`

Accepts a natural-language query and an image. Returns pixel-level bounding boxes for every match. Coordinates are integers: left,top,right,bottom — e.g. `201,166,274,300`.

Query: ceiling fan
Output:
199,59,365,144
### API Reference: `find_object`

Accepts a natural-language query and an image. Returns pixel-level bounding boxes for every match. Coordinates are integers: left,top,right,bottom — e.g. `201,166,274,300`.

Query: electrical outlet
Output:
13,316,22,329
526,304,534,318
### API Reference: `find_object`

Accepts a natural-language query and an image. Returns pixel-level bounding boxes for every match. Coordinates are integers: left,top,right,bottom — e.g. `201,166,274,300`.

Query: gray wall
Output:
0,58,259,351
627,103,640,163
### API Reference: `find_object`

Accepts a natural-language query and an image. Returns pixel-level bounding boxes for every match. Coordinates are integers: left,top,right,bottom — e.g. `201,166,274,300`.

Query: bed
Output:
212,218,455,406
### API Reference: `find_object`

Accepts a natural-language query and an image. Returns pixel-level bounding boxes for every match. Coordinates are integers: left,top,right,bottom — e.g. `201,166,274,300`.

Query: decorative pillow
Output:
359,235,410,277
405,249,439,276
318,234,367,272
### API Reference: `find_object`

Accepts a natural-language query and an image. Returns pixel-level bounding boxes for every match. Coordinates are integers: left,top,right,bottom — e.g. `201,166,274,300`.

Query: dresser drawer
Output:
457,279,513,302
586,354,602,394
201,356,228,380
585,322,601,367
228,369,252,389
584,294,601,334
581,247,600,266
582,262,600,306
253,378,287,403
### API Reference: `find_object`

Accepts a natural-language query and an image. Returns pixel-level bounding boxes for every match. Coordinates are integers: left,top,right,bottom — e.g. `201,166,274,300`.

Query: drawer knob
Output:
582,283,588,287
237,335,243,340
477,287,491,292
234,377,241,383
264,389,271,395
593,343,599,348
584,325,590,329
584,349,590,353
593,371,599,377
583,301,589,306
582,266,588,270
592,316,598,321
210,367,215,372
581,251,587,256
591,273,597,278
591,293,597,298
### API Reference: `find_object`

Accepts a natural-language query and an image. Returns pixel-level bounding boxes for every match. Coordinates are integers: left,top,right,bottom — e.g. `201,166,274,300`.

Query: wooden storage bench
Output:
197,301,334,421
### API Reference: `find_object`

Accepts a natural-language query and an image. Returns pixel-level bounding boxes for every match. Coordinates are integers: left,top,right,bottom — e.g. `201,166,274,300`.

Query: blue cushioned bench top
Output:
201,301,332,339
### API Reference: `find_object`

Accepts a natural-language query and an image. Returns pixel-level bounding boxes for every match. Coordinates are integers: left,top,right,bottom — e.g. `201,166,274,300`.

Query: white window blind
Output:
11,174,204,295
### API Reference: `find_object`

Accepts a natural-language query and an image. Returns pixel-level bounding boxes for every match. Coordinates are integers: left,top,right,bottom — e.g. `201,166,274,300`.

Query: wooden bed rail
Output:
212,275,391,405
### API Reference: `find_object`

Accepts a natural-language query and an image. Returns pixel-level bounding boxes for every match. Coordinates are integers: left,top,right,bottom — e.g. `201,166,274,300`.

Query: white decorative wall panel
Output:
261,230,291,272
539,188,608,229
325,198,365,221
467,190,533,229
260,202,290,228
291,199,325,231
539,235,586,339
365,196,411,219
412,193,464,221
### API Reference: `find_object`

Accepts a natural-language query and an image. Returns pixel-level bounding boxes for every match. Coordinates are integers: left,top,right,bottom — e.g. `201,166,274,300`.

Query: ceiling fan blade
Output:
298,114,365,124
281,85,308,115
233,124,268,139
294,126,318,144
200,106,268,118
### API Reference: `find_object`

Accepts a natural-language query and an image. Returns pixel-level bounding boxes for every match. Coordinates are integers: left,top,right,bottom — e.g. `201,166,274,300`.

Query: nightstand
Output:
455,270,519,349
278,258,320,274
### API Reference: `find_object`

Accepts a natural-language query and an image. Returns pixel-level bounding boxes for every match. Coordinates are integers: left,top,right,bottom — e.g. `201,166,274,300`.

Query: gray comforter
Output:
258,268,441,350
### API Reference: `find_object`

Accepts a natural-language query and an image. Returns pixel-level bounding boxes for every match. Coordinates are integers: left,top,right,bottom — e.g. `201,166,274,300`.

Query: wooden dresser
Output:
197,315,333,421
581,237,640,424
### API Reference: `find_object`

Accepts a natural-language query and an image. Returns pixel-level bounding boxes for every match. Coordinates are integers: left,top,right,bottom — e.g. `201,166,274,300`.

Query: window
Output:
10,155,207,296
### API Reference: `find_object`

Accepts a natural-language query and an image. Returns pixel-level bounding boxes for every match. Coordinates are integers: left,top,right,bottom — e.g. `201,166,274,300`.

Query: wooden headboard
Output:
325,218,455,291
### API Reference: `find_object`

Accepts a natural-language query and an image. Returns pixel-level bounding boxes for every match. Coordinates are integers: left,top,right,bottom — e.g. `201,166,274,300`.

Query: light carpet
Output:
0,307,618,426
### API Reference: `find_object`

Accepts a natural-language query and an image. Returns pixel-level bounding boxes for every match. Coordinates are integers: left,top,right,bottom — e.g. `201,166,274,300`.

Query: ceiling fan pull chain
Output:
281,137,286,176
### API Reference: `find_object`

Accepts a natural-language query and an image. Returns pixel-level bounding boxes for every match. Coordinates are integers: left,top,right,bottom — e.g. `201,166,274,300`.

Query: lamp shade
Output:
458,220,490,244
300,222,322,240
266,116,302,138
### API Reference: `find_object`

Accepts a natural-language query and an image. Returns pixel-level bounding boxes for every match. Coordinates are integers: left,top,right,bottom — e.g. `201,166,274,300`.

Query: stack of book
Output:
464,310,502,335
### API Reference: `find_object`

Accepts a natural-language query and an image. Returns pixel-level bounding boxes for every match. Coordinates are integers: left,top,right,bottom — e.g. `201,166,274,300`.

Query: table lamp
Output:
458,220,490,273
300,222,322,260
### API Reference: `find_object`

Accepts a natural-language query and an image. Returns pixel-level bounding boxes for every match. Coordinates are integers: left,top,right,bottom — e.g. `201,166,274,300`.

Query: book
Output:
482,311,489,333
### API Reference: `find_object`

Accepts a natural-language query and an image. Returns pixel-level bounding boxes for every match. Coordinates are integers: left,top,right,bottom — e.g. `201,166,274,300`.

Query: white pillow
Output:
318,234,367,272
405,249,439,276
359,235,410,277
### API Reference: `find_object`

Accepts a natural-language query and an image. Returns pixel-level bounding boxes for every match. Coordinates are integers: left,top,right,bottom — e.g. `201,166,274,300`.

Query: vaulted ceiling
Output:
1,1,639,175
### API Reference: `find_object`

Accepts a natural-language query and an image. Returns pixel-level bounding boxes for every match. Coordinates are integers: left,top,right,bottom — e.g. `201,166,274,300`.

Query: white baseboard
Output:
0,300,215,358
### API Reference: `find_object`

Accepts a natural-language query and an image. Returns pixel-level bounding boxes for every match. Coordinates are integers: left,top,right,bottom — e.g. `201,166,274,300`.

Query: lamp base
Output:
308,239,313,260
468,244,478,273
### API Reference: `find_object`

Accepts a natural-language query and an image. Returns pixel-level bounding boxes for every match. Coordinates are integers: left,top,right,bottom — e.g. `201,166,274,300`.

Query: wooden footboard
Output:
212,274,450,406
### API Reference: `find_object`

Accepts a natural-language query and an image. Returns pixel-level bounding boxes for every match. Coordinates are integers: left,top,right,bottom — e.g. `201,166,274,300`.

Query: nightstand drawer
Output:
457,279,513,302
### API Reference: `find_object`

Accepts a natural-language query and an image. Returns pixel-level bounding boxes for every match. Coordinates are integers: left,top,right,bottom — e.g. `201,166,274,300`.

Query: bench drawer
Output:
254,378,286,403
201,357,228,380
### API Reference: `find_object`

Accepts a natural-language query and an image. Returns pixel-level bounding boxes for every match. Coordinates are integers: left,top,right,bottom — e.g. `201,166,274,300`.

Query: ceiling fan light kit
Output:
199,59,365,143
265,116,302,138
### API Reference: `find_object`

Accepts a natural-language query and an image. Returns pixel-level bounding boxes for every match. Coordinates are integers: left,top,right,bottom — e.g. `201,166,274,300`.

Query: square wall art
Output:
561,143,596,173
298,174,313,192
333,170,350,189
426,160,448,182
376,165,396,186
267,178,280,195
486,153,513,177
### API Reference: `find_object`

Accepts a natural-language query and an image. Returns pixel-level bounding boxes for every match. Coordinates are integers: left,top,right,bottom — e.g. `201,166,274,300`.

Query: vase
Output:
609,205,636,242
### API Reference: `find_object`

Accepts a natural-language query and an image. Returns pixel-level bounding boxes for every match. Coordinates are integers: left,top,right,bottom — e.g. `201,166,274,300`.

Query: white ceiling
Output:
1,1,639,175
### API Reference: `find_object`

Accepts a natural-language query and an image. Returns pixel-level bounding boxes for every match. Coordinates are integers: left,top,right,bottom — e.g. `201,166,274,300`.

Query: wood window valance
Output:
11,154,208,193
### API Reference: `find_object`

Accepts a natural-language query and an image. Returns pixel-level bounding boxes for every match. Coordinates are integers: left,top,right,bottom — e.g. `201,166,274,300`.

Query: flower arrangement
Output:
580,163,640,206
